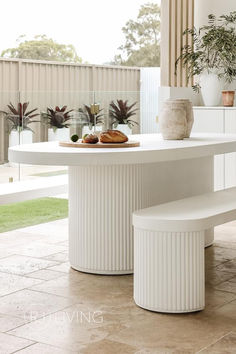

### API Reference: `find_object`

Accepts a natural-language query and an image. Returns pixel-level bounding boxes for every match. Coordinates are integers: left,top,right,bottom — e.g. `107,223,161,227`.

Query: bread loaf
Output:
100,130,128,143
82,134,99,144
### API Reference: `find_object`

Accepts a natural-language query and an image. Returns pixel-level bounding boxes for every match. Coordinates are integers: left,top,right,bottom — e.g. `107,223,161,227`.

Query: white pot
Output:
48,128,70,142
9,130,33,147
200,72,224,106
116,124,132,136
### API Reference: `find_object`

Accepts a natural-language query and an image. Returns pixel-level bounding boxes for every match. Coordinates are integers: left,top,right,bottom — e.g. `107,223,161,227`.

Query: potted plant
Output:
109,100,138,135
1,102,39,147
79,104,104,135
176,11,236,106
42,106,73,141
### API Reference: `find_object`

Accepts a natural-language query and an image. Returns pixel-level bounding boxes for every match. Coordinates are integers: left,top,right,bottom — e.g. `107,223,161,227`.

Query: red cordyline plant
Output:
109,100,138,129
42,106,73,130
2,102,39,132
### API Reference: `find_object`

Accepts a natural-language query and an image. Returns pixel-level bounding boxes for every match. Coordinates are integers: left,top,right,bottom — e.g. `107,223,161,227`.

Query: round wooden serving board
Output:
59,140,140,148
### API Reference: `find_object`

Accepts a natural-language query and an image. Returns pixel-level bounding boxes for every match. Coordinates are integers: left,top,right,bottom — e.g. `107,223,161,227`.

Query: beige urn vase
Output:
159,101,187,140
167,99,194,138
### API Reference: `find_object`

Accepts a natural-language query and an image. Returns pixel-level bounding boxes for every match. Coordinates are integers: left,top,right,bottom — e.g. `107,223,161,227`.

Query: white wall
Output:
195,0,236,29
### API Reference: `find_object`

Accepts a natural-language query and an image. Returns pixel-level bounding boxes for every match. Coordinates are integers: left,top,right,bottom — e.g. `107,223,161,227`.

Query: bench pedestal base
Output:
134,228,205,313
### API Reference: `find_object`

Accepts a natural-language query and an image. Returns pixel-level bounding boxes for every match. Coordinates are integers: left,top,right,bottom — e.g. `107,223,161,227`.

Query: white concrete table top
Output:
8,133,236,166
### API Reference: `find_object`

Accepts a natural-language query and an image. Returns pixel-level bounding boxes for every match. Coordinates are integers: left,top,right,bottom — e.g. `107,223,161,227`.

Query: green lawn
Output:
0,197,68,233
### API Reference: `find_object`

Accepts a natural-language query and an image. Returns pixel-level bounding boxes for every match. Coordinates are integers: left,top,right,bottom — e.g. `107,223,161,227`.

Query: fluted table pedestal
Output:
68,156,213,274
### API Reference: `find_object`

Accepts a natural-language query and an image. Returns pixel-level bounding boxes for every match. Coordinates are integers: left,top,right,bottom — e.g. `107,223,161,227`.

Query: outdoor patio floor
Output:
0,219,235,353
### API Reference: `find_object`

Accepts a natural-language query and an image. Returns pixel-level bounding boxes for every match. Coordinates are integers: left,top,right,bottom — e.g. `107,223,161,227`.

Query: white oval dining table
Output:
9,133,236,275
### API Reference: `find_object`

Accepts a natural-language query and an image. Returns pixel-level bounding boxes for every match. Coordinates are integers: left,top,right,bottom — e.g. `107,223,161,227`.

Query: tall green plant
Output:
176,11,236,91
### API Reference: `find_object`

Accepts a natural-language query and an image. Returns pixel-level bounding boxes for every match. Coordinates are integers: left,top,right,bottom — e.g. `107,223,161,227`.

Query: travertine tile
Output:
0,272,41,296
199,331,236,353
0,289,75,320
13,342,76,353
205,246,236,269
7,241,66,258
228,276,236,283
30,273,133,305
0,231,46,247
0,332,34,354
205,288,236,311
215,281,236,294
56,241,68,247
205,269,235,287
48,262,72,273
108,312,234,353
0,313,28,332
0,255,58,275
216,259,236,274
0,219,236,353
26,269,65,281
19,219,68,238
0,248,15,259
28,275,102,301
79,339,138,354
43,251,68,262
213,299,236,321
9,304,112,352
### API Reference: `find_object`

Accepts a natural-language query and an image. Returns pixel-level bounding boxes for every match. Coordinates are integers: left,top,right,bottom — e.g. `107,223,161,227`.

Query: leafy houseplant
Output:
109,100,138,134
1,102,39,148
79,105,104,130
42,106,73,130
2,102,39,133
42,106,73,142
176,11,236,106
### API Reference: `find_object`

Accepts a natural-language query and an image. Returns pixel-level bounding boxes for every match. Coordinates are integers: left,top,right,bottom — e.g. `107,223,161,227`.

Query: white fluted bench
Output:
132,187,236,313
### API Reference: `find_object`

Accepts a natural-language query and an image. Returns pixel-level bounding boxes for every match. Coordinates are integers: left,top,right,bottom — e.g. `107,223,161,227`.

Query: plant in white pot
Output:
109,99,138,135
2,102,39,147
176,11,236,106
79,104,104,135
42,106,73,141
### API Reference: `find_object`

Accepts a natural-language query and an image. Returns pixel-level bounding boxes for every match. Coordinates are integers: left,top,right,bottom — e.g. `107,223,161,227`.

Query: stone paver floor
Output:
0,219,235,353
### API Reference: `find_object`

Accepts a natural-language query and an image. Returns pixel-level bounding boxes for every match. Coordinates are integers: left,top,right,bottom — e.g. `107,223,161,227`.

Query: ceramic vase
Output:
167,99,194,138
48,128,70,142
159,101,187,140
9,129,33,147
199,72,224,106
116,124,132,136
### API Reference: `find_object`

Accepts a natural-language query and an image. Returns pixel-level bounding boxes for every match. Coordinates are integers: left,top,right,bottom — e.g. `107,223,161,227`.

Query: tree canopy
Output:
113,2,160,67
1,35,82,63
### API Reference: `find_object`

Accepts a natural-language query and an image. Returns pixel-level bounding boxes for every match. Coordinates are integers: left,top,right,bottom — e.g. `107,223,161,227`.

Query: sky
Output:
0,0,160,65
